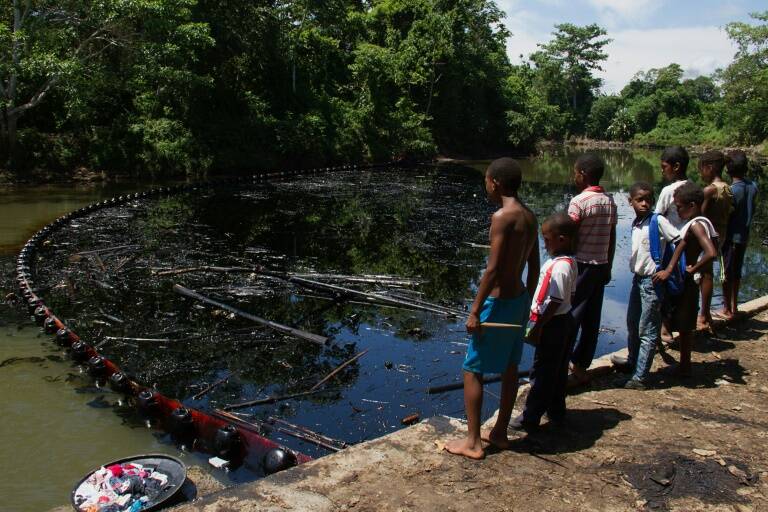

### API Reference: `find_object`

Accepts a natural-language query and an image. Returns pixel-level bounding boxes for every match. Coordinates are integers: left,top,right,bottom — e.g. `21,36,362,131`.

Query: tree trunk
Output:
1,110,18,170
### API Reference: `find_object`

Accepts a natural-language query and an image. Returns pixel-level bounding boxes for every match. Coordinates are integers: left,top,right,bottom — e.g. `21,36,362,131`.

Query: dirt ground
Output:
176,305,768,512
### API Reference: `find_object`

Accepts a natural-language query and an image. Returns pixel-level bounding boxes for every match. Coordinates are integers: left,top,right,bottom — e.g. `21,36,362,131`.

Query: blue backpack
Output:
648,213,686,298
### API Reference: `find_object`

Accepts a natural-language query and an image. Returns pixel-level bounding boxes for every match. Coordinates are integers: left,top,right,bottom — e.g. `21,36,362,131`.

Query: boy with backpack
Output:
612,183,681,389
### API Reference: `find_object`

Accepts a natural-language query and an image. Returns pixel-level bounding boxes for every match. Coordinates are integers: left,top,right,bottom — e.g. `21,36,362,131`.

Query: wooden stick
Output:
156,265,252,276
192,371,236,400
223,388,334,410
271,425,342,452
173,284,328,345
76,244,140,256
310,349,369,391
426,370,531,394
480,322,523,329
268,417,349,449
211,409,267,433
287,276,451,316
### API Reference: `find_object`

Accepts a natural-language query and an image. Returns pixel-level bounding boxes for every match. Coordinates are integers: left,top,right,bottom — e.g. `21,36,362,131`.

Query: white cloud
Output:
598,26,738,93
586,0,664,27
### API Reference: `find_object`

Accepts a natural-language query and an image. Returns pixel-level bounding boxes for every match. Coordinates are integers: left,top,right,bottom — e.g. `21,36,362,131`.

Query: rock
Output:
693,449,717,457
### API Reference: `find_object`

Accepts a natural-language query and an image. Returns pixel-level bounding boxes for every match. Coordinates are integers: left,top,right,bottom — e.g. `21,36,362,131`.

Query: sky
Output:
497,0,766,93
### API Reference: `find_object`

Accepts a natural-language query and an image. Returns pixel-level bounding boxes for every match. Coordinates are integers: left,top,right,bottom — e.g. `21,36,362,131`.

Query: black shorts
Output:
722,242,747,280
669,275,698,333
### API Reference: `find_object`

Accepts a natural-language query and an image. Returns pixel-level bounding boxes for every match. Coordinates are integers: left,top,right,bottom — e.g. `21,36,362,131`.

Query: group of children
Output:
446,148,758,459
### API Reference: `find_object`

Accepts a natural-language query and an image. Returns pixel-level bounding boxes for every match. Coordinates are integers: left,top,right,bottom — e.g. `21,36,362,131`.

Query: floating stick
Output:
310,349,369,391
173,284,328,345
426,369,532,394
223,388,335,410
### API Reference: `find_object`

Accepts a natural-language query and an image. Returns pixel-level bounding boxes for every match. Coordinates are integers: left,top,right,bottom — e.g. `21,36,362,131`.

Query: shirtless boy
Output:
445,157,539,459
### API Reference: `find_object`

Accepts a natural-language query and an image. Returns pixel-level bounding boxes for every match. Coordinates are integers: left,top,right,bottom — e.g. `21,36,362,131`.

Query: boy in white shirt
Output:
612,183,680,389
511,213,578,431
656,146,691,229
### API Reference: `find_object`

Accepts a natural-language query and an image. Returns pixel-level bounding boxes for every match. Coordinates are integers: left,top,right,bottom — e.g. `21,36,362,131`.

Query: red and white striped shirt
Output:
568,186,618,265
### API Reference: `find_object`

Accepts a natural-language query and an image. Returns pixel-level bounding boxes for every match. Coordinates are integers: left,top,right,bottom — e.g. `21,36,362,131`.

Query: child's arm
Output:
605,224,616,284
686,223,717,274
526,299,561,344
702,184,716,217
466,213,507,333
526,237,540,298
652,238,686,284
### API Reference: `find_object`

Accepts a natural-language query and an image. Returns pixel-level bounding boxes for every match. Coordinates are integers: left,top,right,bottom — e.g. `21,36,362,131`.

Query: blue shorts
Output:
463,292,530,374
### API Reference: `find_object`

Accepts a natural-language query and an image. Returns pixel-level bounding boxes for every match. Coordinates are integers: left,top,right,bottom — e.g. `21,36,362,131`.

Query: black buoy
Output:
27,298,42,314
43,316,57,334
70,341,91,362
56,328,71,347
213,424,241,459
137,389,158,415
33,305,47,324
169,406,196,443
263,448,296,475
109,371,131,394
87,355,107,377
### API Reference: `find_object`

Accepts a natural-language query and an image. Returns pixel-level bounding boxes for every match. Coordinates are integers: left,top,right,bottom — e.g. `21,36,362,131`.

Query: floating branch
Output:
310,349,369,391
173,284,328,345
426,369,531,394
223,387,335,410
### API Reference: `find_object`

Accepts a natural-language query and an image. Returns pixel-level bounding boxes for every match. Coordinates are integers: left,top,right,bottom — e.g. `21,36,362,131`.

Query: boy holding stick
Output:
445,158,539,459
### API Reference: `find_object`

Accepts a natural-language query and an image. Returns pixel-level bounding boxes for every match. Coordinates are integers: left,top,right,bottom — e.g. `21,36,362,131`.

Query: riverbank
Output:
558,138,768,164
173,296,768,511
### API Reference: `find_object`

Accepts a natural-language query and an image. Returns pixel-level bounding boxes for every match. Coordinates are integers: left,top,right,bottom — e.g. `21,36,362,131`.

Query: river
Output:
1,148,765,511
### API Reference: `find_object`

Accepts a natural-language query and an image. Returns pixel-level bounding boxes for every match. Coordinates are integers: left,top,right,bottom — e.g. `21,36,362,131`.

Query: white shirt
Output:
630,214,681,276
655,179,690,229
530,255,578,318
680,216,719,241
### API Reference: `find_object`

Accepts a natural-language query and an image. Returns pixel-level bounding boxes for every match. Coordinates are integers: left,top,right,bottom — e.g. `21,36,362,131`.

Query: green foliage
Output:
586,95,623,139
530,23,611,133
3,3,767,177
720,11,768,144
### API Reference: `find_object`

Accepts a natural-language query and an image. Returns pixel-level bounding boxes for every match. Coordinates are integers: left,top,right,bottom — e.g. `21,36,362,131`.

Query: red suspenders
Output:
530,256,573,323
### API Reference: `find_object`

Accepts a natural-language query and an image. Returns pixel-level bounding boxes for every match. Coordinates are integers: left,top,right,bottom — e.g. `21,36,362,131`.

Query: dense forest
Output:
1,1,766,178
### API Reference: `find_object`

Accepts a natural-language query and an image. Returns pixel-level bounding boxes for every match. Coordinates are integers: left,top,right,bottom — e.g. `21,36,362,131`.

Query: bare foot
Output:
444,437,485,460
696,316,713,334
713,309,733,321
481,428,511,449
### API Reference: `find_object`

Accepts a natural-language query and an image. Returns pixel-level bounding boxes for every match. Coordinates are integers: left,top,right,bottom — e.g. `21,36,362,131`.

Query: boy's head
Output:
660,146,689,182
573,153,605,190
485,157,522,203
673,181,704,221
542,212,578,256
698,150,726,182
628,181,654,217
726,150,749,178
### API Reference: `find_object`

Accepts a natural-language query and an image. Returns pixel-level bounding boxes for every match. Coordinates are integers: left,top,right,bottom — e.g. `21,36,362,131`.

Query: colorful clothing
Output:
656,179,690,229
630,214,681,277
463,291,530,374
568,186,618,265
529,255,578,323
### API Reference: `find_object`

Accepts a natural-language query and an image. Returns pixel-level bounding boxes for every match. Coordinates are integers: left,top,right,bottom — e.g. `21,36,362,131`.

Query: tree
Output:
0,0,212,172
721,10,768,143
533,23,611,132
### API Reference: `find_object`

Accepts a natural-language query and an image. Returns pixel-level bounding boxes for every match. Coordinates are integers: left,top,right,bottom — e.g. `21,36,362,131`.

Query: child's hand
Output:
466,313,480,334
526,325,541,345
685,264,695,274
652,269,670,283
